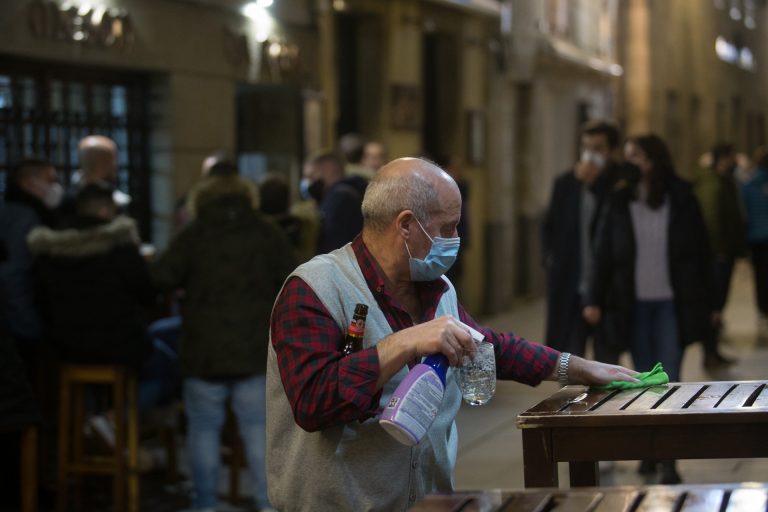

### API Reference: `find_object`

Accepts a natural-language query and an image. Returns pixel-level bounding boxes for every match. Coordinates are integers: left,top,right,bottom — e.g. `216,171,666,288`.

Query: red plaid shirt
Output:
270,236,559,432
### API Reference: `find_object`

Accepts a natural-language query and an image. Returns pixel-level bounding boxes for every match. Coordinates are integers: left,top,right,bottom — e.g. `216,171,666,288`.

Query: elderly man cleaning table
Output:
266,157,639,512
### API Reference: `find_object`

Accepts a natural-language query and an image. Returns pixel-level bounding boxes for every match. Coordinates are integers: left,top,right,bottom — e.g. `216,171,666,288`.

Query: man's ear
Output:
395,210,415,240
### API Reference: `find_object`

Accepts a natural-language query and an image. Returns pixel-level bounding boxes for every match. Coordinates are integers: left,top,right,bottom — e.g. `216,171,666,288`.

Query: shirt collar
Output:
351,235,449,316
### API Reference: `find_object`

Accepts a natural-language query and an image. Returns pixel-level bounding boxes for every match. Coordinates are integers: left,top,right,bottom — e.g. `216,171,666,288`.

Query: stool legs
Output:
57,370,71,512
113,371,126,512
72,383,84,510
20,426,38,512
56,365,140,512
126,374,139,512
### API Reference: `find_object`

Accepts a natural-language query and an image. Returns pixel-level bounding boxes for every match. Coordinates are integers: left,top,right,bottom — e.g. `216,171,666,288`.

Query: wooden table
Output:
516,381,768,488
408,483,768,511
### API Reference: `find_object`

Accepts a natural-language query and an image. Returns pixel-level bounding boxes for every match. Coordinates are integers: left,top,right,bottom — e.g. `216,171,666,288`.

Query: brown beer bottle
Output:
342,303,368,355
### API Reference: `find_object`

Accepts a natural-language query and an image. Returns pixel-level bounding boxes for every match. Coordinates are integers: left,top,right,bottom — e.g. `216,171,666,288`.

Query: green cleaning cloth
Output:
594,362,669,390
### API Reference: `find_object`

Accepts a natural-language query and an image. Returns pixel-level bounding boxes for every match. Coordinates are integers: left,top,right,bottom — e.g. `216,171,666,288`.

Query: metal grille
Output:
0,56,151,239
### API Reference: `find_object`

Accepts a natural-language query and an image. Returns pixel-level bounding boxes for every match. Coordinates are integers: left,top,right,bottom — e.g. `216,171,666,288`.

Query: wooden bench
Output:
516,380,768,488
408,483,768,511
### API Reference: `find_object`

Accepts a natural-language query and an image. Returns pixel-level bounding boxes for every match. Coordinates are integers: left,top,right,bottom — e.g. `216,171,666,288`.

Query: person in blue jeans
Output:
585,134,715,484
185,375,267,507
150,161,295,512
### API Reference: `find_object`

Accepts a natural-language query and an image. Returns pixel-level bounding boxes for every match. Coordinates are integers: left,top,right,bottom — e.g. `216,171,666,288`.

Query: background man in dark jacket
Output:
151,162,295,512
541,120,627,363
0,158,62,351
305,150,368,253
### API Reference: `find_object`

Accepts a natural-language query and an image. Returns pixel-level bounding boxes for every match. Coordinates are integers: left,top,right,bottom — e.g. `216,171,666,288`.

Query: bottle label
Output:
348,318,365,337
379,365,445,445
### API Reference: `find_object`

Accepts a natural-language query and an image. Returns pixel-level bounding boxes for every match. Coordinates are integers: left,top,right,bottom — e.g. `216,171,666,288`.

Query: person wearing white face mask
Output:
266,157,639,512
0,158,62,349
542,119,634,365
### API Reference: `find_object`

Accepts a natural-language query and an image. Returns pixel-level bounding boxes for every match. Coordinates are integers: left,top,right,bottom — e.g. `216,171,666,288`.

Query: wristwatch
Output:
558,352,571,387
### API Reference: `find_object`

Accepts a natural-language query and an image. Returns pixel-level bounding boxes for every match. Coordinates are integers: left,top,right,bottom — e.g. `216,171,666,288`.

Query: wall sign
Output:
27,0,135,51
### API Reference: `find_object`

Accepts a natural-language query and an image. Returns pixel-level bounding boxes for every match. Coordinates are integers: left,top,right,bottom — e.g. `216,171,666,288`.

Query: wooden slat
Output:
547,492,604,512
685,383,735,410
680,489,725,512
497,491,552,512
591,490,642,512
589,389,646,412
623,386,675,411
717,384,762,409
655,384,707,410
560,389,616,413
519,387,590,416
724,489,768,511
635,489,685,511
751,386,768,408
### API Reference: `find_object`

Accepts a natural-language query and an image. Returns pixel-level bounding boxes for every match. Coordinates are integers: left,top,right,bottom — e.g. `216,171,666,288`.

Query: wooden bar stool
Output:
56,364,139,512
0,424,37,512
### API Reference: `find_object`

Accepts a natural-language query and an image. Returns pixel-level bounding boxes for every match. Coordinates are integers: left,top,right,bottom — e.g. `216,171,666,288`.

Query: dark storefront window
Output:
236,83,303,189
0,56,151,239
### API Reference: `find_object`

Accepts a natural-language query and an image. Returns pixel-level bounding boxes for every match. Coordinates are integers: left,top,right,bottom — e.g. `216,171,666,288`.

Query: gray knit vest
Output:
266,244,462,512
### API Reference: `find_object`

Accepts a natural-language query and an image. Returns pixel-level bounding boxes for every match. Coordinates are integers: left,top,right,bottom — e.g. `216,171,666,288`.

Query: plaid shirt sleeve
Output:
458,304,559,385
270,276,384,432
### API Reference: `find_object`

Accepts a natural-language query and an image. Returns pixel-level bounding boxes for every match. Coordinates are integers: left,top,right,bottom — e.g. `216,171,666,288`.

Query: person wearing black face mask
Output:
304,150,368,254
694,143,746,369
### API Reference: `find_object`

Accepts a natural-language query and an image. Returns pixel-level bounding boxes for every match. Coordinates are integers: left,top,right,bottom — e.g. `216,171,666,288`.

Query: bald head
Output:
78,135,118,184
361,158,459,233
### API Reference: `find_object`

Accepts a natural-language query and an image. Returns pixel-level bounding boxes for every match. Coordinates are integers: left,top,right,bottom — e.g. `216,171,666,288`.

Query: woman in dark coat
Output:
584,134,714,484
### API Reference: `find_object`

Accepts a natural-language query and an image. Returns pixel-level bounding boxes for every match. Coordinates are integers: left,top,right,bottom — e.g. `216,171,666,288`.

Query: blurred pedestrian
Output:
151,162,295,512
0,158,62,350
361,140,387,172
437,155,471,290
259,174,308,261
694,143,746,368
586,134,715,484
29,183,154,367
338,133,374,180
0,157,62,501
29,183,156,457
542,120,628,363
62,135,130,221
305,150,367,253
741,146,768,336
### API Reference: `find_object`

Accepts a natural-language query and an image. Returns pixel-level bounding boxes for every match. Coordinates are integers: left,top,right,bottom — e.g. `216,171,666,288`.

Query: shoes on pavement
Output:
704,351,735,370
660,460,682,484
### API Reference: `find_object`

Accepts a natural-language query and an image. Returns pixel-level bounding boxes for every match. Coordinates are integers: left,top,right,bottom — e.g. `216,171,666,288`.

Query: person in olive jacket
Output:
584,134,715,485
150,161,296,512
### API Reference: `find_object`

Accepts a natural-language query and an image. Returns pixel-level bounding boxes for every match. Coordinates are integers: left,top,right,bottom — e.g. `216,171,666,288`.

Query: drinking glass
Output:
457,340,496,406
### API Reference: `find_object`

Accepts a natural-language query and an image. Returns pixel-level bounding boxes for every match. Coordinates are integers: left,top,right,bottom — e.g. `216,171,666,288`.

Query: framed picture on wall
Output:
390,84,422,130
466,109,486,165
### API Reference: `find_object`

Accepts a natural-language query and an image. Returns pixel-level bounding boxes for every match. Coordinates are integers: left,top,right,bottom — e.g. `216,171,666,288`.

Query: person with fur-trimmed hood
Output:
150,161,295,512
28,183,154,367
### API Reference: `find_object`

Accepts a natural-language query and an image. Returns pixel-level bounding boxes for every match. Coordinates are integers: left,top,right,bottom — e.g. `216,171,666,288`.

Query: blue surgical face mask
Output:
405,218,461,281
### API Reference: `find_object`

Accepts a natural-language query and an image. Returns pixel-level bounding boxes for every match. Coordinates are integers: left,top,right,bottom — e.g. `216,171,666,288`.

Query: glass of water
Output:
457,340,496,406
